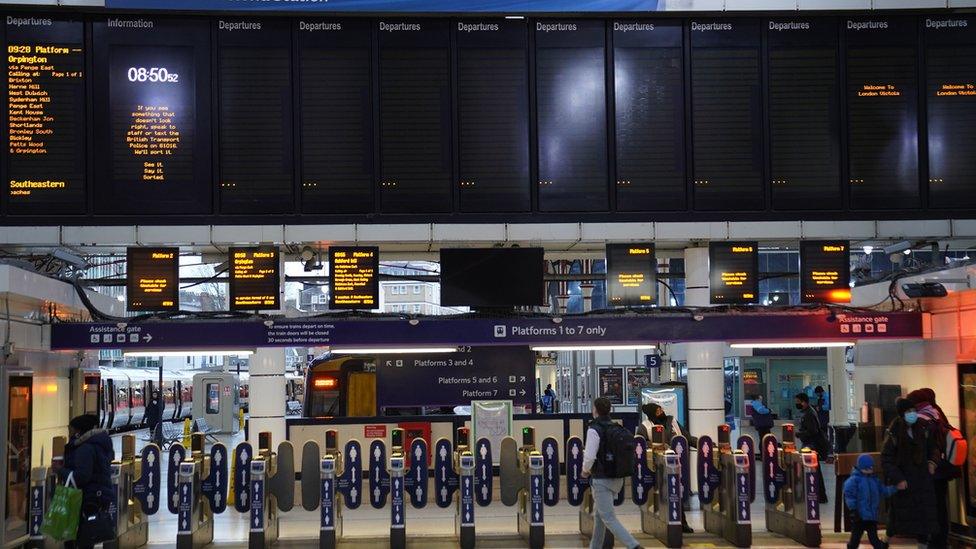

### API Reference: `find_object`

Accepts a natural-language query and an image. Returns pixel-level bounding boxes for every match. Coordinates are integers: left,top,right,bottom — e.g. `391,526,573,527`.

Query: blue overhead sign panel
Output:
106,0,669,12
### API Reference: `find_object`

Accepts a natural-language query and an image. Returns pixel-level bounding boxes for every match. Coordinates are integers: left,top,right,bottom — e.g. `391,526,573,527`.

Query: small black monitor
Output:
440,248,545,307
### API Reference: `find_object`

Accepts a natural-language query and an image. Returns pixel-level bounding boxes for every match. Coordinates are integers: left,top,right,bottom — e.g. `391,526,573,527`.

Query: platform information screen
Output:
709,241,758,304
329,246,379,309
229,246,280,310
606,243,656,306
5,17,86,215
800,240,851,304
126,247,179,311
846,17,919,210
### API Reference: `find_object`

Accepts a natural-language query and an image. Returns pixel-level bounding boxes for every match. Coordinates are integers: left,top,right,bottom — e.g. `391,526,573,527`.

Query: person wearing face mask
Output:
794,393,830,503
881,398,939,545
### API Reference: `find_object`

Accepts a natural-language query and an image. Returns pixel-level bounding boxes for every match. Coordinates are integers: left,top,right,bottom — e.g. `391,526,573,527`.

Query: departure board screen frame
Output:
4,16,87,216
845,16,920,210
440,247,545,308
799,240,851,304
606,243,657,307
217,18,296,215
229,246,281,311
708,241,759,305
377,19,453,214
690,19,764,212
923,15,976,210
126,246,180,312
298,19,374,214
329,245,379,310
92,16,213,216
612,19,686,211
456,19,531,213
766,17,842,211
535,19,609,213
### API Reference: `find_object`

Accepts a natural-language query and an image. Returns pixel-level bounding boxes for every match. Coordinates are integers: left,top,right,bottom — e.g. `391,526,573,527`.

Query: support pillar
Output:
826,346,850,425
248,348,286,448
681,247,726,438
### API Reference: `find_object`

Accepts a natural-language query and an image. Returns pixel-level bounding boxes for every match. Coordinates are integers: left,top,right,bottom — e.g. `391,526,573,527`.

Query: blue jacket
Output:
61,429,115,507
750,401,774,430
843,467,897,521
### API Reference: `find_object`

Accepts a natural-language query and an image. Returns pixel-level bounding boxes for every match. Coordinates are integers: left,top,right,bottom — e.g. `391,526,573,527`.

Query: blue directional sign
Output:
167,444,186,514
234,443,253,513
133,445,161,515
632,436,654,505
406,439,428,508
696,435,718,505
529,455,544,527
805,470,820,524
320,459,335,532
29,485,44,539
460,468,475,527
541,437,559,506
761,435,784,504
666,466,681,525
474,438,492,507
108,463,121,533
369,441,390,509
434,439,459,508
250,461,266,533
391,469,405,530
178,462,194,534
337,440,363,510
736,435,756,503
202,443,228,513
735,467,751,524
565,436,586,507
670,435,690,504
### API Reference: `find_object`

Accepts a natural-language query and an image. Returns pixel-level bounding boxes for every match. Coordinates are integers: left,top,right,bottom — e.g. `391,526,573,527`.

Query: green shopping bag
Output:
41,472,82,541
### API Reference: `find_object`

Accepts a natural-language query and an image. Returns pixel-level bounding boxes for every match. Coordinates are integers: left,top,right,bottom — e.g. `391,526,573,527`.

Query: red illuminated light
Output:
827,289,852,303
313,377,338,389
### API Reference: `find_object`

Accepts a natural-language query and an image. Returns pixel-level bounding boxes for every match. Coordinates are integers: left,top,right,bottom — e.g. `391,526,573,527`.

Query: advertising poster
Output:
626,367,651,406
598,367,624,405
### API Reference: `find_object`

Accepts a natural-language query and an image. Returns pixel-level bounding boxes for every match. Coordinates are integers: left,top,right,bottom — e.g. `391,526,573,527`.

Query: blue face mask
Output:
904,411,919,425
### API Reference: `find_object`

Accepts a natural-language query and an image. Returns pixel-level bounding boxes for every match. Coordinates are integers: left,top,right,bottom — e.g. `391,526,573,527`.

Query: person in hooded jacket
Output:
907,387,957,549
60,414,115,549
881,398,939,544
843,453,897,549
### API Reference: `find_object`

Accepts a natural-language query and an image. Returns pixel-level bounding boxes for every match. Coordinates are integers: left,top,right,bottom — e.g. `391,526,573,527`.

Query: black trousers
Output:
929,478,949,549
848,519,885,549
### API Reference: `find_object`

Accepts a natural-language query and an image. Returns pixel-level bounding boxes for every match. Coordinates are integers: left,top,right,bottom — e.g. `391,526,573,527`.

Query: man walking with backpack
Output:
581,397,645,549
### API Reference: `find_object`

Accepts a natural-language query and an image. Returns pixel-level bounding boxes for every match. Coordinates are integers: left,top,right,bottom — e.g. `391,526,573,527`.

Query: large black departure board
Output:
924,16,976,210
217,19,294,214
457,20,530,213
767,18,841,211
126,246,179,312
92,17,211,215
378,20,452,213
298,20,373,214
690,20,763,211
613,20,685,211
5,17,85,215
536,20,608,212
708,241,758,304
846,17,919,210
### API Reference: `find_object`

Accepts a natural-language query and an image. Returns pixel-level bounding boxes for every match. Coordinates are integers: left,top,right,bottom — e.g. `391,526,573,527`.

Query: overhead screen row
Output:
5,13,976,220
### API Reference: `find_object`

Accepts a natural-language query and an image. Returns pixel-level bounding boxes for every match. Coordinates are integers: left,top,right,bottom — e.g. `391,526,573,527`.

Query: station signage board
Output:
800,240,851,304
126,247,179,311
329,246,379,309
229,246,280,310
709,242,759,305
606,243,656,306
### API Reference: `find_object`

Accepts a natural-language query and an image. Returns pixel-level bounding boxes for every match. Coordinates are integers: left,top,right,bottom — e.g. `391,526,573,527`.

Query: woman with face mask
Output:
880,397,940,545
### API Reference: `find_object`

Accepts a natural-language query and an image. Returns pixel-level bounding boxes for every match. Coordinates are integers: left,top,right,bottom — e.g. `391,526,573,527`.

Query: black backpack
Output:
594,420,636,478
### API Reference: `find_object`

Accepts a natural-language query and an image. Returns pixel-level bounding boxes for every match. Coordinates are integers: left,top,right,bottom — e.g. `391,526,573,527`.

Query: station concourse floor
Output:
109,429,918,549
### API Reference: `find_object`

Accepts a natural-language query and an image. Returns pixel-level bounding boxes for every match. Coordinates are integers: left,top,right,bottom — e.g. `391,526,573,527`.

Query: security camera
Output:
882,241,912,256
408,319,420,326
692,314,704,322
51,248,89,269
552,317,563,324
263,320,274,328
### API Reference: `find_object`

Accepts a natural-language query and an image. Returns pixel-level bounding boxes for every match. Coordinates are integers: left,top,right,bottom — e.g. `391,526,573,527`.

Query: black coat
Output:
881,418,939,538
796,406,829,457
61,429,115,507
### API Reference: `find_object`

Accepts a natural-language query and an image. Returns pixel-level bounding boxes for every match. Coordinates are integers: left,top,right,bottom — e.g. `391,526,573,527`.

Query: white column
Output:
248,348,286,448
826,347,850,425
682,246,726,438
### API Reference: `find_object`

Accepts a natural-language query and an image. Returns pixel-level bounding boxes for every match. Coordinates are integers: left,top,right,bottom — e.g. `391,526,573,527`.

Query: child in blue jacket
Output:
843,454,899,549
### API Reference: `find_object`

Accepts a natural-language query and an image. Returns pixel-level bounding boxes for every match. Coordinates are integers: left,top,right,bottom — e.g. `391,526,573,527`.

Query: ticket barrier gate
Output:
565,434,638,549
228,432,295,549
499,427,558,549
433,428,494,549
28,435,161,549
698,425,755,548
367,428,429,549
640,425,687,548
762,424,822,547
299,430,363,549
168,433,228,549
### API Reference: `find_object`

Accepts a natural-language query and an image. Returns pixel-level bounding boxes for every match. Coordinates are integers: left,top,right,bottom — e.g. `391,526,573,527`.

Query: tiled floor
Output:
104,428,893,548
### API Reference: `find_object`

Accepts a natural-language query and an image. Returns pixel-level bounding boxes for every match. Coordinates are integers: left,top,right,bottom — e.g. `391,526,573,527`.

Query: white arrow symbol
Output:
811,507,818,519
33,525,38,534
375,468,380,482
519,389,526,396
351,466,357,478
253,516,259,527
394,479,400,490
416,468,421,482
182,518,188,529
672,509,678,520
465,511,470,521
741,508,747,519
441,467,447,482
395,513,401,523
481,464,487,478
143,333,153,342
325,514,331,525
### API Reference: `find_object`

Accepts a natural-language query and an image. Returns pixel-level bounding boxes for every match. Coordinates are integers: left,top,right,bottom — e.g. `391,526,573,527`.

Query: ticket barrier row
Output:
698,425,756,548
761,424,823,548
